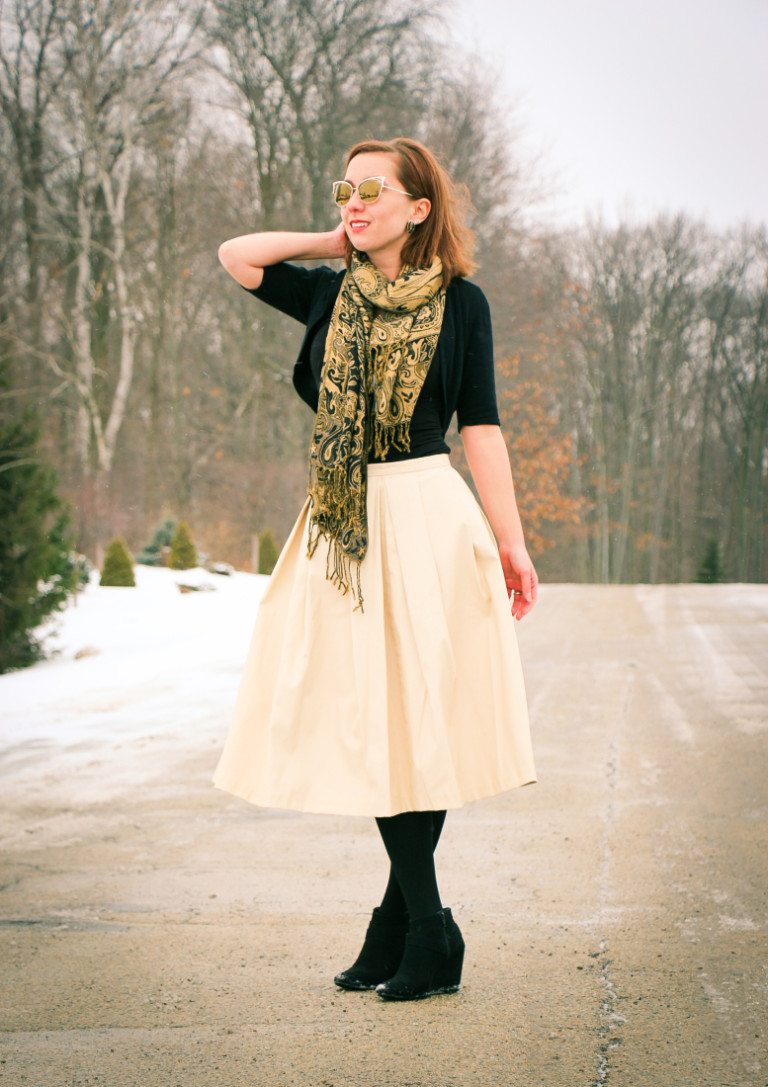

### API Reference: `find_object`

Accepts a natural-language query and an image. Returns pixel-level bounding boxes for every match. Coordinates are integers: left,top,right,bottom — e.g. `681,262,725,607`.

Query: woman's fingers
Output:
511,591,535,620
520,567,534,602
499,544,538,619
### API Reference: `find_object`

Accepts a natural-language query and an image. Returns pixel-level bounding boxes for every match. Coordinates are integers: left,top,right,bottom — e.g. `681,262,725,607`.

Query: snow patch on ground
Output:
0,566,269,800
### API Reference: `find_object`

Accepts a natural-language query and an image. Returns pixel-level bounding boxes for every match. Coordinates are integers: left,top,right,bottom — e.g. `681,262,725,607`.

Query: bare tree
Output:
562,215,704,582
0,0,69,356
206,0,436,229
47,0,199,492
701,227,768,580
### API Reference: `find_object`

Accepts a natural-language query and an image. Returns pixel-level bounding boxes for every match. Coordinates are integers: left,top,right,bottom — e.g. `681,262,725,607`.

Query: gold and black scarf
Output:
306,250,446,612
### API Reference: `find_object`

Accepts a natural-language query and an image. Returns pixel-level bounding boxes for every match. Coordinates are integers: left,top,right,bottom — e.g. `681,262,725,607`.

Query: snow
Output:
0,566,269,802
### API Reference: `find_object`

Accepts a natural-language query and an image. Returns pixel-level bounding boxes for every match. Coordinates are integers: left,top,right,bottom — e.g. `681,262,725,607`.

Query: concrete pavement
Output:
1,584,766,1086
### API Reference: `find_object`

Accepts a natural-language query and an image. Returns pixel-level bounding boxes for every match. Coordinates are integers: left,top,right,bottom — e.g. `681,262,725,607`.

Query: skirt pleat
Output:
212,453,537,817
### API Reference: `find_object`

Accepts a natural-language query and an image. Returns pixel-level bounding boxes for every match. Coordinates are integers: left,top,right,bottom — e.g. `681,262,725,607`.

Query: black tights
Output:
374,809,447,922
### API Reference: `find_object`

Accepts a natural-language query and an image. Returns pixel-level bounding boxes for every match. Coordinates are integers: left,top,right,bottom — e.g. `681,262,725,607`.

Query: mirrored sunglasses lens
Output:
358,178,384,203
333,182,352,206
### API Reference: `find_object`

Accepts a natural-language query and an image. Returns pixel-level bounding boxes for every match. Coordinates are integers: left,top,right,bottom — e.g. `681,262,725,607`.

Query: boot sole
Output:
334,975,380,991
376,982,461,1001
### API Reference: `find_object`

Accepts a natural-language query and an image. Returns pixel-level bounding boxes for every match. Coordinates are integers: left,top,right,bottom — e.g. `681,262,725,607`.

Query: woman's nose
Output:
345,190,366,213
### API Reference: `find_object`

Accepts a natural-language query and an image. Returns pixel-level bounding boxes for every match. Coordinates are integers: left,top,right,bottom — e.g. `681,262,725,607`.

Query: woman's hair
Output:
340,136,476,285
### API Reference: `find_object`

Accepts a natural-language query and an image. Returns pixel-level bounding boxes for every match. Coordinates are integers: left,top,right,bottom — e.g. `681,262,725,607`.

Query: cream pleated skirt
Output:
212,453,537,817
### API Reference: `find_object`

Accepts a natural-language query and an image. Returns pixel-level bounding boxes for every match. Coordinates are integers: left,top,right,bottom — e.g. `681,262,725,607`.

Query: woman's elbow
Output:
459,423,502,447
217,240,264,290
218,238,237,269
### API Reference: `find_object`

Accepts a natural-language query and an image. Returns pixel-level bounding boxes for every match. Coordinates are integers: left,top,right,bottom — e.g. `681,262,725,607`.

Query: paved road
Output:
1,584,766,1087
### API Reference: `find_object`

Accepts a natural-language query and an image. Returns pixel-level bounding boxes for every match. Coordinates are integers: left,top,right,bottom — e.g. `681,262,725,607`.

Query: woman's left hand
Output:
499,542,538,620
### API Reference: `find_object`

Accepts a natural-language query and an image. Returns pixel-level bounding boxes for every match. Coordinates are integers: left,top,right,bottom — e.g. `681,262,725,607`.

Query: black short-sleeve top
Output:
242,261,500,463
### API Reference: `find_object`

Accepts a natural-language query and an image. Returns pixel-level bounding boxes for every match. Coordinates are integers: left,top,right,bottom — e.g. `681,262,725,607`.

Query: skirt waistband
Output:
366,452,451,476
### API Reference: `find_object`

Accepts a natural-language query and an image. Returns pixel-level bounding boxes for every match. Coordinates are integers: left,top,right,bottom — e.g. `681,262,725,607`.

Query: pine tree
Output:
259,529,279,574
697,538,724,583
0,407,79,672
137,518,176,565
168,521,198,569
100,538,136,586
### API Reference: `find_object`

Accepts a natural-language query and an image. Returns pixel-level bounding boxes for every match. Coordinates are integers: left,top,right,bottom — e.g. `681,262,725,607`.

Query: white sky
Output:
446,0,767,229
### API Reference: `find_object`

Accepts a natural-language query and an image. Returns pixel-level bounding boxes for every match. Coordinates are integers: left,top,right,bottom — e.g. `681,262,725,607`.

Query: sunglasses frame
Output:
332,175,413,207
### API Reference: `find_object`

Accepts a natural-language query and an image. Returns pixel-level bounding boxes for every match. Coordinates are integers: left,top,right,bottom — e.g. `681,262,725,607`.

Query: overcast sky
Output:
446,0,767,230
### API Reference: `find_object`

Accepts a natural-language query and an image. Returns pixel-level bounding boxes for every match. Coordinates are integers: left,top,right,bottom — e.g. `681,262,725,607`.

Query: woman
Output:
212,136,538,1001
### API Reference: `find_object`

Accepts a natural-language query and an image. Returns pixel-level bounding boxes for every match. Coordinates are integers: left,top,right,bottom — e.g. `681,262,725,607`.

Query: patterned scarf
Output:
306,250,446,612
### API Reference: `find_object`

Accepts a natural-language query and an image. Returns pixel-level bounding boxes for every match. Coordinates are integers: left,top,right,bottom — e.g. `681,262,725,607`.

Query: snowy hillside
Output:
0,566,269,802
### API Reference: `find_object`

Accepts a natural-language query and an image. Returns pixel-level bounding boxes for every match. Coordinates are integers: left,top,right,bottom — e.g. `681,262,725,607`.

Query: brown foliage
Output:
496,353,586,559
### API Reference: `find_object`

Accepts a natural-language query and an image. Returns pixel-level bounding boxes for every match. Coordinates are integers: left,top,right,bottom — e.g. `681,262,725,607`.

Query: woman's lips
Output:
349,220,370,232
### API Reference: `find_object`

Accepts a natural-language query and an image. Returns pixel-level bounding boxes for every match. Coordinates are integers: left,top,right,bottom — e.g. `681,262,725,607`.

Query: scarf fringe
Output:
307,464,364,533
306,522,365,613
306,469,365,612
372,419,412,461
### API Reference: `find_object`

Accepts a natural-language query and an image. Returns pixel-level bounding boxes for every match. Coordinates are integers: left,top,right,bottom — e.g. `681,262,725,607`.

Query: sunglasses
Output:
331,175,413,207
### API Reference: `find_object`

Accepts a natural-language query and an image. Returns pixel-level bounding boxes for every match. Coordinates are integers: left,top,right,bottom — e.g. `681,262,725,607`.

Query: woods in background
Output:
1,0,766,583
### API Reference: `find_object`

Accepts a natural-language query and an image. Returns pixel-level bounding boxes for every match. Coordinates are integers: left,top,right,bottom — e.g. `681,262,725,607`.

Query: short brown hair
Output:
340,136,476,286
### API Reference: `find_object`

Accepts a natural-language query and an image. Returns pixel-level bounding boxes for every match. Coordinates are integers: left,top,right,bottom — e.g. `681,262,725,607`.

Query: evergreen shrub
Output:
137,518,176,566
169,521,198,570
259,529,279,575
0,407,79,672
697,538,724,583
100,538,135,586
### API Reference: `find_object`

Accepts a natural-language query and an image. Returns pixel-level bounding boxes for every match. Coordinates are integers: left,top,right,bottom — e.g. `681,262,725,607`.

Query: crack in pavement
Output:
591,937,626,1085
591,669,634,1086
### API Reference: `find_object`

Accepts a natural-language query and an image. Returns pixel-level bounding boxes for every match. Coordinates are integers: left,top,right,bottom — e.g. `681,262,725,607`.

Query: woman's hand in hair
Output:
328,220,348,258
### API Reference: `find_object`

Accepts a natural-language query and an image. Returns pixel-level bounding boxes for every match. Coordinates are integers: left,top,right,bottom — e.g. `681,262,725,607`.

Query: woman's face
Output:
339,152,426,264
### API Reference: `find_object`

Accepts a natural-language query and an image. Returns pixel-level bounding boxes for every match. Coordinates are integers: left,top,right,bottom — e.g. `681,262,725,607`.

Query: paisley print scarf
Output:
306,250,446,612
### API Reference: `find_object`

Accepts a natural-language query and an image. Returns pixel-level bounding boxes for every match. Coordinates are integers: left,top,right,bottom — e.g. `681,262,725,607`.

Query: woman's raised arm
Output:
218,223,347,290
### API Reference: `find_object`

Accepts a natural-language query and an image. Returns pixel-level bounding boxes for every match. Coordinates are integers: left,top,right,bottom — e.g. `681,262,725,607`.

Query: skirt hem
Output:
211,773,538,819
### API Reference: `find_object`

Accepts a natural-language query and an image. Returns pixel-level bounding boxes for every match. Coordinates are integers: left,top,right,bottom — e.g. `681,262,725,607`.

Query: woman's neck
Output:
367,245,404,283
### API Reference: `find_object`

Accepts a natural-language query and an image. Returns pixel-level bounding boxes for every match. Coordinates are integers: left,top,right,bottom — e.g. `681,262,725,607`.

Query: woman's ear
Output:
412,197,431,226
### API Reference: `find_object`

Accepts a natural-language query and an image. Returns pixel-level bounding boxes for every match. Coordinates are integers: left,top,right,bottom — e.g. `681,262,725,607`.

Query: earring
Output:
406,219,417,234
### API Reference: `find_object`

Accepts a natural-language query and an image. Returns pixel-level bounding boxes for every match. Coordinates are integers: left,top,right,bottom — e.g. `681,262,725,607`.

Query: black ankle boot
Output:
375,907,465,1001
334,906,409,991
442,906,466,967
